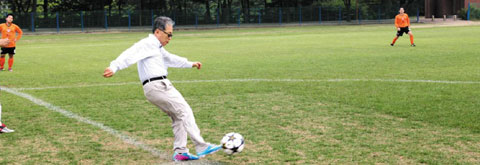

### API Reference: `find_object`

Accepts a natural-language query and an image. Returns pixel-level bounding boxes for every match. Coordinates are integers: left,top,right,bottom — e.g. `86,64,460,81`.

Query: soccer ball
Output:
220,132,244,155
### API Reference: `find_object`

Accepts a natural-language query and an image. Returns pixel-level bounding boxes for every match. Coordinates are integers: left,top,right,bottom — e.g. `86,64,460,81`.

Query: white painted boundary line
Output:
13,82,139,91
0,86,169,160
11,78,480,91
173,78,480,84
24,43,131,49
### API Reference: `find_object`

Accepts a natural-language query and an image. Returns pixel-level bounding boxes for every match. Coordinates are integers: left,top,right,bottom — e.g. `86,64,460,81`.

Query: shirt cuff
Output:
109,65,119,73
187,61,194,68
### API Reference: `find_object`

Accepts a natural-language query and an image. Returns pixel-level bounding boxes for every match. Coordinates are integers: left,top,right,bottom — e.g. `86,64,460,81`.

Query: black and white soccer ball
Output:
220,132,244,155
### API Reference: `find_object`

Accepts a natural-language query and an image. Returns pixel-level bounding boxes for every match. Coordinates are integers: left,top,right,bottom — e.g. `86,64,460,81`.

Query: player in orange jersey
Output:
0,14,23,71
391,8,415,47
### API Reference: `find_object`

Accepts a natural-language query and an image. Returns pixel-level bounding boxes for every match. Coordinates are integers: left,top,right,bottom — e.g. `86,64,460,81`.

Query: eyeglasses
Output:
160,29,173,38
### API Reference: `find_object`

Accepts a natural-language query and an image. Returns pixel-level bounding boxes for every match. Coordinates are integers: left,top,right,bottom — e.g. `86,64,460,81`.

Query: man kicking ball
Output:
103,16,221,161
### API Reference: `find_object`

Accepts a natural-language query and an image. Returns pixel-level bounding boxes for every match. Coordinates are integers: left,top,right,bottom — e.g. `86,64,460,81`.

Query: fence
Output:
466,2,480,20
9,6,423,32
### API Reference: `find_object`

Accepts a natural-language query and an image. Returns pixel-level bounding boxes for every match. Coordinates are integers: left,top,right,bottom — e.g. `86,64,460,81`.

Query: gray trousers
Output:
143,79,209,153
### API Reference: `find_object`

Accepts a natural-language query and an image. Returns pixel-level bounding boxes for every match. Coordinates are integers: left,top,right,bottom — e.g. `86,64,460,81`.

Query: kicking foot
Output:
197,144,222,158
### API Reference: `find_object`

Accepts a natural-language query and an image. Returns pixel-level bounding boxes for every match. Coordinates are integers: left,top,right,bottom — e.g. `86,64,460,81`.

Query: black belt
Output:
142,76,167,85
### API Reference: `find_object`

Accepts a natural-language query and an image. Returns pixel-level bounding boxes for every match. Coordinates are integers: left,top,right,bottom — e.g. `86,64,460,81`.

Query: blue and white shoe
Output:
197,144,222,158
172,152,199,161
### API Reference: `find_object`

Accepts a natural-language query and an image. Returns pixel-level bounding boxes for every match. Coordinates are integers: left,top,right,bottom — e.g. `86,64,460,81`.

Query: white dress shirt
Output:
109,34,193,82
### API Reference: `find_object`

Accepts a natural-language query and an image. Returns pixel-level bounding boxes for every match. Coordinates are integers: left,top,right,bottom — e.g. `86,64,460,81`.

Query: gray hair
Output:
152,16,175,33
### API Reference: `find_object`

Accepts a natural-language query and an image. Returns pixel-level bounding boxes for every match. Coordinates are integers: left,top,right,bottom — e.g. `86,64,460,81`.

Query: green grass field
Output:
1,24,480,164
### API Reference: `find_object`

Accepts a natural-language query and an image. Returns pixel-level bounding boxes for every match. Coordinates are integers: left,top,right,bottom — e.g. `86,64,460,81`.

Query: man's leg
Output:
171,114,189,153
143,80,220,157
0,103,14,133
143,83,193,161
0,54,5,70
175,98,209,152
0,103,3,132
163,86,209,152
0,103,2,124
164,87,222,157
408,32,415,46
7,54,14,71
143,81,207,153
391,36,399,46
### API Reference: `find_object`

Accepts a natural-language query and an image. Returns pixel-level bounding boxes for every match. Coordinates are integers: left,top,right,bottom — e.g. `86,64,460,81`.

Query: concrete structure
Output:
425,0,480,18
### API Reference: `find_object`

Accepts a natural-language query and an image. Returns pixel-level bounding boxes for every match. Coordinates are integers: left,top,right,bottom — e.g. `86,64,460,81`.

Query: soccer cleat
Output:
1,127,14,133
390,43,394,46
411,44,416,47
172,152,199,161
197,144,222,158
0,123,14,133
7,68,12,72
0,68,4,71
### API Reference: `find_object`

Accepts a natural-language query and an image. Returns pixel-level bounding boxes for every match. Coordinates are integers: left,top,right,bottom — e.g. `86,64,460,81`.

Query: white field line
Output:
173,78,480,84
11,78,480,91
13,82,140,91
0,86,169,160
23,43,128,49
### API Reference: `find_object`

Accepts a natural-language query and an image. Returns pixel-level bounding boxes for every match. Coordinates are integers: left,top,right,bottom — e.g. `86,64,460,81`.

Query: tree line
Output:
5,0,424,22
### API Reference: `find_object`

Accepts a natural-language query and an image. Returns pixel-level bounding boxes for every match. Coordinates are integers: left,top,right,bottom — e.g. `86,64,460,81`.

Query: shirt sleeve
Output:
15,25,22,40
406,14,410,27
109,41,155,73
395,16,400,28
161,48,193,68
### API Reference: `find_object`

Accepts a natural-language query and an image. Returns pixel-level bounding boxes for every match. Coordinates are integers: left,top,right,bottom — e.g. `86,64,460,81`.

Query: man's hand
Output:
192,62,202,70
103,67,114,78
0,38,10,47
397,28,401,31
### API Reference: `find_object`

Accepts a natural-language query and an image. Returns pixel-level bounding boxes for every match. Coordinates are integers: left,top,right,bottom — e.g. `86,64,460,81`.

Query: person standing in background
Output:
391,8,415,47
0,14,23,71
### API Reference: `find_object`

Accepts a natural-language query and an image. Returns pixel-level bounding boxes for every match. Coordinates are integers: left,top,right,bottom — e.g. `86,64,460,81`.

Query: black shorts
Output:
1,47,15,55
396,27,410,37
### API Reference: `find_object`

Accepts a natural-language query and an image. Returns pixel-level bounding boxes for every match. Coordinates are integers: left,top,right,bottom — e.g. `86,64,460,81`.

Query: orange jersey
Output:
0,23,22,48
395,14,410,28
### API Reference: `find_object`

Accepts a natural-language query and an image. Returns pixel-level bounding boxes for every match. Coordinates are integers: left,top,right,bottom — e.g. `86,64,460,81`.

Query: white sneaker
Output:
1,127,14,133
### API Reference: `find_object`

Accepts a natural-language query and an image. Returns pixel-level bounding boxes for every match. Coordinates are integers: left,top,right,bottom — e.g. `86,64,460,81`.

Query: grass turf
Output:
1,24,480,164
